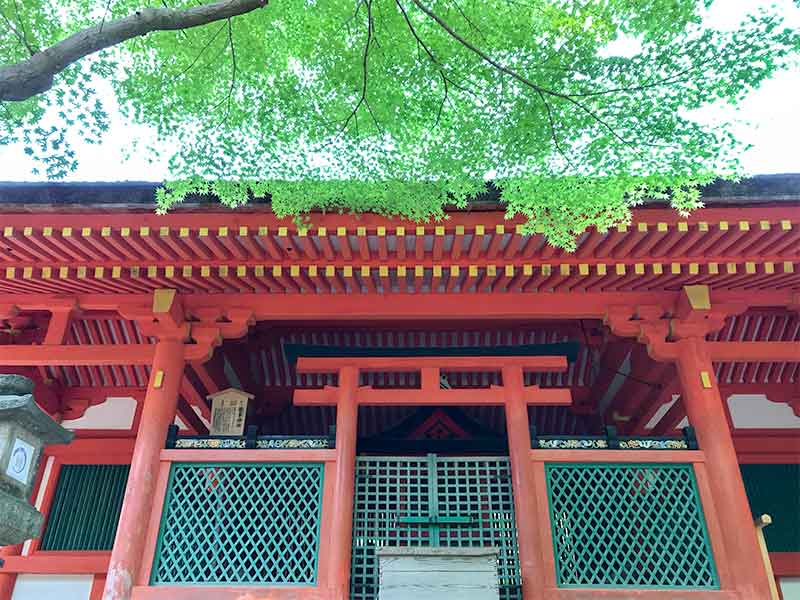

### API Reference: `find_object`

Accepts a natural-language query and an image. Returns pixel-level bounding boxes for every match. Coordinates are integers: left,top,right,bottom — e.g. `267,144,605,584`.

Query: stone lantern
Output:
0,374,73,545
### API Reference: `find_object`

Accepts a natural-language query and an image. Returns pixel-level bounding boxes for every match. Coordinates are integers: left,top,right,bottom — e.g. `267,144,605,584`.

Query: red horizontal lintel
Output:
293,385,571,407
0,551,110,574
295,355,568,374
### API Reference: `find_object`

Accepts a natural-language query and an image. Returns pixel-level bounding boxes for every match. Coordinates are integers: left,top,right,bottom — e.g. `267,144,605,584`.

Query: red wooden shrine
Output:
0,180,798,600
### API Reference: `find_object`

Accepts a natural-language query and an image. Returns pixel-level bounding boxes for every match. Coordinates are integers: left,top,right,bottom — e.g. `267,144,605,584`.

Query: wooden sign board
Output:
208,388,253,436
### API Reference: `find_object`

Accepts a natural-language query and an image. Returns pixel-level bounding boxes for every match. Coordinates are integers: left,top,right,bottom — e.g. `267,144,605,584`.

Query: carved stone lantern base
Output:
0,488,43,546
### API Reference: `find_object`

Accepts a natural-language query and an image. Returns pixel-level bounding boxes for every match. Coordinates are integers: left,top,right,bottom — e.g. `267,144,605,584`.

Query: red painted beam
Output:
0,552,110,574
770,552,800,577
734,434,800,462
1,289,796,319
294,385,572,407
296,355,568,373
0,343,209,365
0,344,156,365
709,341,800,362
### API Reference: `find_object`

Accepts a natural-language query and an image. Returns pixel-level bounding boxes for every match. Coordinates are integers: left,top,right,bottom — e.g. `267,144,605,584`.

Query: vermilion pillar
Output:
103,339,185,600
502,366,548,600
674,337,772,600
328,366,359,600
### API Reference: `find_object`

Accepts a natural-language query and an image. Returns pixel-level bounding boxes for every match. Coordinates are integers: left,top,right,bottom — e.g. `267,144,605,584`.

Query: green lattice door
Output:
351,455,521,600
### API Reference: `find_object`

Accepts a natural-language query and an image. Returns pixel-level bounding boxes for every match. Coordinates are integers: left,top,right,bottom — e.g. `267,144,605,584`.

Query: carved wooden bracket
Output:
118,290,255,363
604,286,745,363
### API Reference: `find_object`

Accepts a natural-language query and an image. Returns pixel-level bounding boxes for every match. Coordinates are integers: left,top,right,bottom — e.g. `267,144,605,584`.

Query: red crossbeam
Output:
0,343,209,365
295,355,568,373
293,385,572,407
293,355,572,407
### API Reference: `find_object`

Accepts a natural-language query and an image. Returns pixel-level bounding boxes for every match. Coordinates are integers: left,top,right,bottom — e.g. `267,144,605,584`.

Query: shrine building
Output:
0,175,798,600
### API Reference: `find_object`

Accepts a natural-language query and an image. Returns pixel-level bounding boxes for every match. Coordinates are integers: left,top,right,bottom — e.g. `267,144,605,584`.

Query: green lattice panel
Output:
151,462,324,585
545,463,719,589
350,456,521,600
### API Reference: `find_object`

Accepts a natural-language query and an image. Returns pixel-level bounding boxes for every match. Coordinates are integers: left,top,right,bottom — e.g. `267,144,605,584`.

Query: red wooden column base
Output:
675,337,772,600
0,545,21,600
327,366,358,600
103,340,185,600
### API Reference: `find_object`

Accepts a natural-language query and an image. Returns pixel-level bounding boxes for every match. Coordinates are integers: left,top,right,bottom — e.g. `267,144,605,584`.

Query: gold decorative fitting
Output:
700,371,713,389
153,370,165,389
684,285,711,310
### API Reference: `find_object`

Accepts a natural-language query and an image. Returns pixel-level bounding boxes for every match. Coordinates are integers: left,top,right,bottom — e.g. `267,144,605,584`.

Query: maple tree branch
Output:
410,0,637,148
342,0,381,134
0,0,268,102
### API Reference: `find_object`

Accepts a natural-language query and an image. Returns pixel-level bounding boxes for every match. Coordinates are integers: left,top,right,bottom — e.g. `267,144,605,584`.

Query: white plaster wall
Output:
781,577,800,600
61,396,137,430
728,394,800,429
11,574,92,600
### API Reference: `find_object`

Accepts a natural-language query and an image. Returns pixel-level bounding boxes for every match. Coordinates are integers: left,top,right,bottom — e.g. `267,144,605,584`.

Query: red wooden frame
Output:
294,355,572,407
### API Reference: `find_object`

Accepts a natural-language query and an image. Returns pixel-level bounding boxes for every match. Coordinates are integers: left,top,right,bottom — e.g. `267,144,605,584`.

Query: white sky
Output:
0,0,798,182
